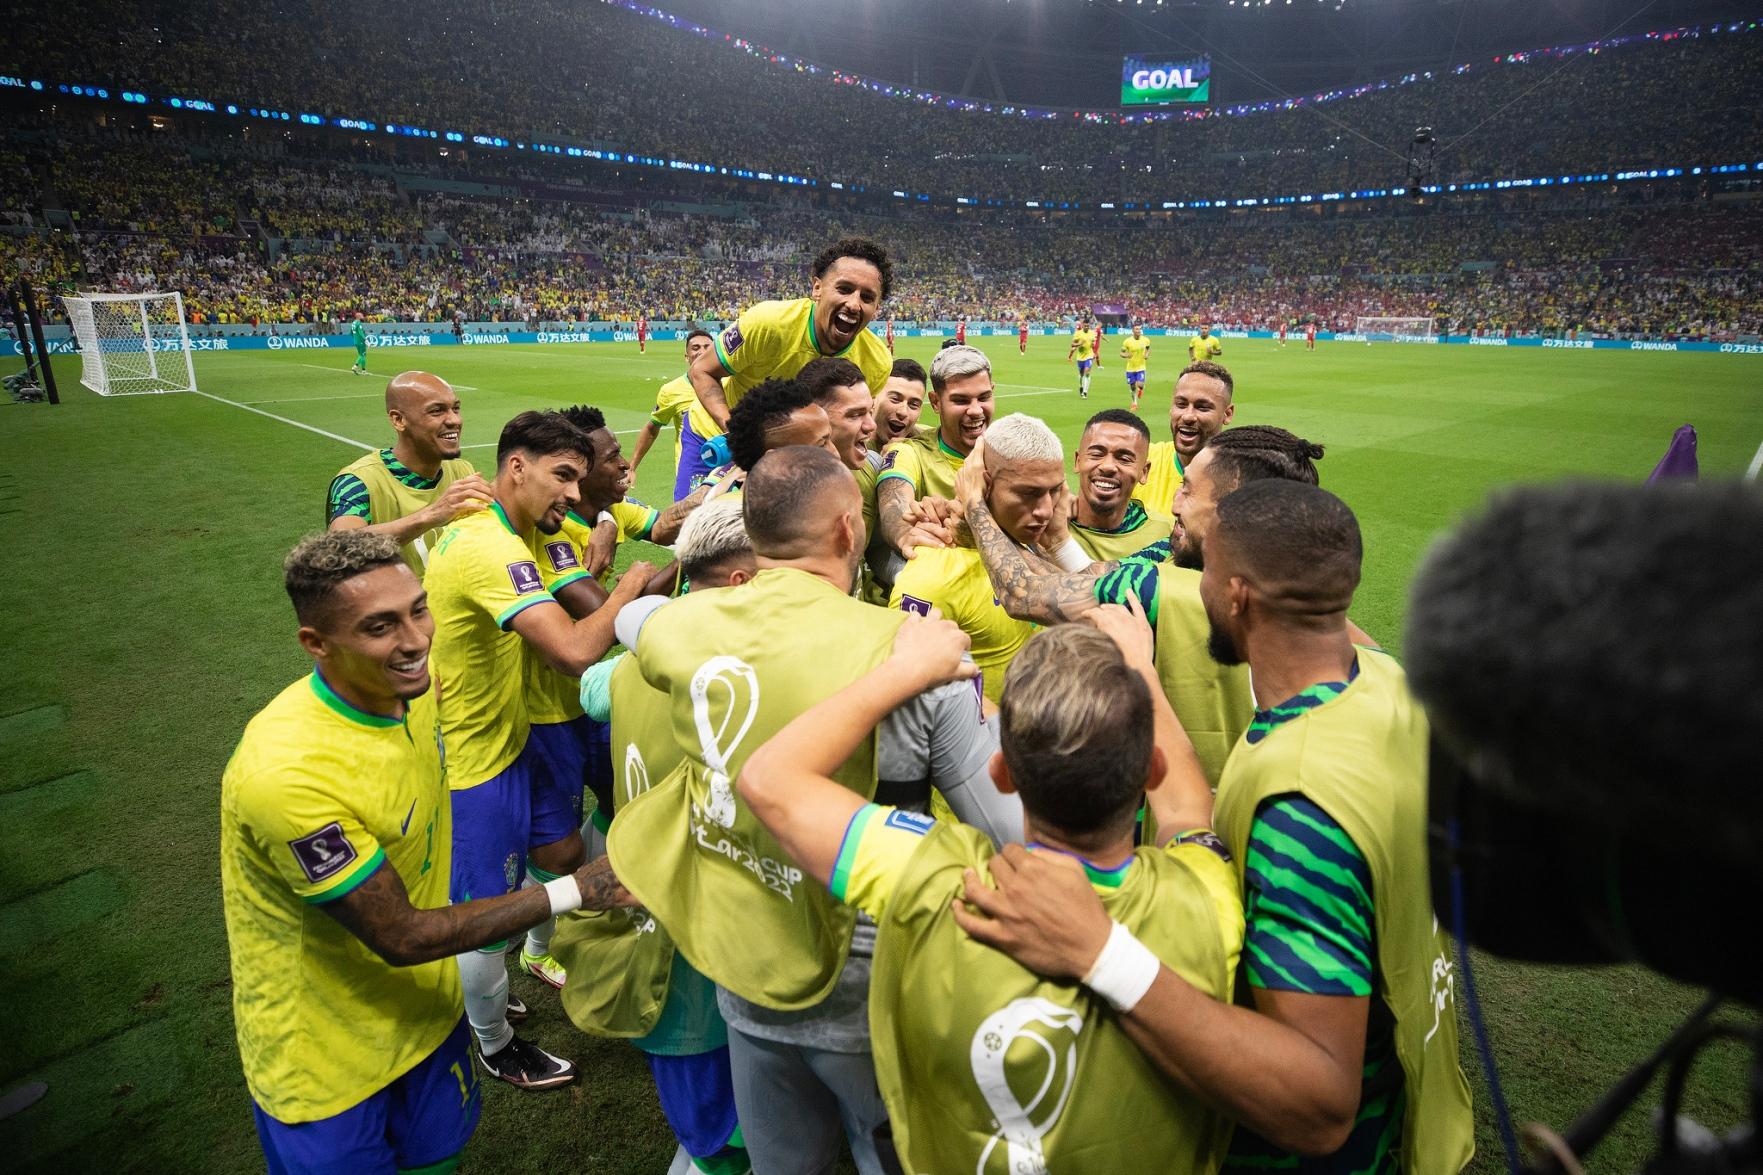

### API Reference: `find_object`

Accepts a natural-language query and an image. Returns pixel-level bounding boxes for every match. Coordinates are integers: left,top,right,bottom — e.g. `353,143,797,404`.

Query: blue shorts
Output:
647,1047,741,1159
450,738,579,904
527,713,614,828
253,1017,479,1175
1126,370,1146,386
1076,359,1093,374
676,416,715,502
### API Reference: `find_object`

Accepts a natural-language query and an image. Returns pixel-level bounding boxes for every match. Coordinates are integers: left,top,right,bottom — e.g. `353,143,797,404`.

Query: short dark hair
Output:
743,445,853,558
1204,425,1324,491
498,410,592,470
1178,360,1234,400
1083,408,1151,445
284,530,406,627
1212,479,1361,615
558,404,607,436
686,329,714,345
811,237,893,301
1001,627,1153,841
726,378,817,471
890,357,927,385
796,356,867,404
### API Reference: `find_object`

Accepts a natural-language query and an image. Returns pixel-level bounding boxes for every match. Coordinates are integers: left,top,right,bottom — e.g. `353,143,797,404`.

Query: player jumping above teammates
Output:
1067,317,1096,399
687,237,894,431
636,314,649,354
871,357,928,450
630,329,720,503
220,531,632,1174
327,371,491,578
954,481,1475,1173
1120,323,1151,411
424,411,655,1090
875,345,996,562
351,312,368,375
738,608,1240,1175
1068,409,1175,563
1019,315,1029,355
889,414,1062,706
1133,360,1237,517
1187,324,1222,366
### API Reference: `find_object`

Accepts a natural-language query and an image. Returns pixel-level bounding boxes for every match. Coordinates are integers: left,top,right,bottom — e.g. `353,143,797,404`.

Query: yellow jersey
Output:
649,375,723,470
1187,334,1223,364
1071,500,1175,563
1131,440,1186,515
1121,335,1151,373
714,297,893,412
220,673,458,1122
526,514,597,725
890,545,1036,704
426,502,558,788
1069,328,1095,362
877,432,967,501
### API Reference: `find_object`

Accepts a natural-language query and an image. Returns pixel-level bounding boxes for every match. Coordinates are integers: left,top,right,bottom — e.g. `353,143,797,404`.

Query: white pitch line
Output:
1746,438,1763,482
243,392,383,405
291,364,477,390
194,390,371,450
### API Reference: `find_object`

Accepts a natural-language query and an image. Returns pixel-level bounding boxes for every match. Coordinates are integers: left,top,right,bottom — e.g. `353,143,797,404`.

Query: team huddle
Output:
219,238,1475,1175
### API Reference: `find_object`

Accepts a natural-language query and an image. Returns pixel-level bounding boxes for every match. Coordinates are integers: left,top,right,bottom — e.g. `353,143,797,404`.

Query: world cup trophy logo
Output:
621,741,651,807
969,997,1085,1175
690,655,760,829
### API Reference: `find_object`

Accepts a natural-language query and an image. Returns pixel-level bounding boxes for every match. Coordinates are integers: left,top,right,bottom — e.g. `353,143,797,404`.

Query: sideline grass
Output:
0,336,1756,1172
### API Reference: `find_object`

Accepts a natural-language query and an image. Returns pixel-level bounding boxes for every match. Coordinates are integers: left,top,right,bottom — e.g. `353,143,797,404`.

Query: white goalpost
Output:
1354,315,1436,343
61,291,199,396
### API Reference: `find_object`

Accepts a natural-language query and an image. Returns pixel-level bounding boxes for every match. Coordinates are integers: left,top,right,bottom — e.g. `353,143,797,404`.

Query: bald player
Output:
327,371,492,577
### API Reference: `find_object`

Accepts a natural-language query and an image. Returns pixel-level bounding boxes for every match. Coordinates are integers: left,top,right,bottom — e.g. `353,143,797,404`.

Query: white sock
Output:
1080,374,1091,395
456,948,514,1054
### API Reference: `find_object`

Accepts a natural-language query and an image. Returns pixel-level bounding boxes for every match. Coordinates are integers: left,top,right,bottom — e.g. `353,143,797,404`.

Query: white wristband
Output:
1082,920,1162,1013
543,875,583,916
596,510,615,527
1052,537,1091,572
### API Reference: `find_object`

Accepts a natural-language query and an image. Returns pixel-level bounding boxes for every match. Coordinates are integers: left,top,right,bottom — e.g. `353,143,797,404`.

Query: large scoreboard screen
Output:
1121,55,1211,106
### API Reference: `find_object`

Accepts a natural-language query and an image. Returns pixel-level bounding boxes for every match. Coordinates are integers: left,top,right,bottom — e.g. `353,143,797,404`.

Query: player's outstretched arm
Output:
739,613,978,886
954,450,1099,625
329,473,493,545
648,485,706,547
951,847,1366,1155
687,346,735,430
324,855,634,967
511,562,656,676
875,477,927,557
626,420,664,475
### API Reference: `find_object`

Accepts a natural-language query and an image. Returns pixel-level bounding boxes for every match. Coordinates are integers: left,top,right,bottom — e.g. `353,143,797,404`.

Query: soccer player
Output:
1278,320,1288,348
1066,317,1096,399
560,405,697,553
629,329,720,502
955,317,967,346
951,480,1475,1172
351,312,368,375
874,345,995,559
1187,324,1222,366
1093,320,1105,368
606,446,1018,1175
1018,315,1029,355
636,313,648,354
871,357,928,449
327,371,491,577
957,425,1326,786
221,531,632,1173
890,415,1061,705
1120,323,1151,411
699,378,835,501
884,316,895,355
1132,360,1237,516
739,607,1240,1175
424,410,655,1089
1069,409,1174,562
1306,320,1318,351
686,237,895,430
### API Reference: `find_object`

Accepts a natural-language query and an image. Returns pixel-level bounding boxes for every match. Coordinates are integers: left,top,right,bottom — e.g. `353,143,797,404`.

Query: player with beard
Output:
1132,361,1235,518
326,371,490,577
687,238,895,431
948,481,1474,1173
425,411,654,1089
958,425,1323,786
871,358,928,450
1069,410,1174,563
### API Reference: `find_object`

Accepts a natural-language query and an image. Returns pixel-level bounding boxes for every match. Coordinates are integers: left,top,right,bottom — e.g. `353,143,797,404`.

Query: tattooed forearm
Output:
877,478,918,552
967,500,1101,625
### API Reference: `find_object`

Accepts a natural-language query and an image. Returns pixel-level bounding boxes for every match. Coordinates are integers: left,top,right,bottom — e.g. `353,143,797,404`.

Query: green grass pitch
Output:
0,335,1757,1172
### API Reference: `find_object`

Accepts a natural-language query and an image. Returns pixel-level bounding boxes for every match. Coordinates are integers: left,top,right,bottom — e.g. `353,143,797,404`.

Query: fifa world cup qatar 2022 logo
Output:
969,997,1085,1175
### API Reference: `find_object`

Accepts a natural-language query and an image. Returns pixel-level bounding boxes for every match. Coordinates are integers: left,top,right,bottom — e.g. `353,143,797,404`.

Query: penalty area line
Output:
1746,438,1763,482
193,390,371,450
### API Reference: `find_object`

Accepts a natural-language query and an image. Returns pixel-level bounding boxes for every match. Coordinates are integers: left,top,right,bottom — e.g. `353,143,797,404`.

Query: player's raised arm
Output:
688,336,736,430
511,561,655,676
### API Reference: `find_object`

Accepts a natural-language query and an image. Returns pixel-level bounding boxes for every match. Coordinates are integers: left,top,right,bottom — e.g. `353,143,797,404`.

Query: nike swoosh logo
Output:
401,800,417,835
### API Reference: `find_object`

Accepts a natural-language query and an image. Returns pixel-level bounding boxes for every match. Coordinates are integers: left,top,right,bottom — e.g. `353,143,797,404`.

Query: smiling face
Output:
875,375,926,444
580,427,630,513
511,449,586,535
818,381,876,470
1169,370,1234,463
810,257,884,354
932,371,995,456
388,376,463,461
1076,421,1150,518
307,563,436,707
1171,447,1229,569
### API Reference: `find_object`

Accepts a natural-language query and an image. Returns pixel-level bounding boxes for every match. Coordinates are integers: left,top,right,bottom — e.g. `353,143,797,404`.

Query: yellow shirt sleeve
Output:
828,802,937,920
532,518,594,595
876,438,925,493
233,768,386,904
612,499,659,543
714,302,784,382
459,519,557,630
1163,833,1245,978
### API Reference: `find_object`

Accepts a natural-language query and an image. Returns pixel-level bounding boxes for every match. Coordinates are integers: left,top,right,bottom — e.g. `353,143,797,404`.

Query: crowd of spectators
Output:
4,1,1761,205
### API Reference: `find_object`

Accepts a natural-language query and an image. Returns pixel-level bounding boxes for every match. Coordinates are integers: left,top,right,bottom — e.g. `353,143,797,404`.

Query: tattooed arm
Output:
964,498,1103,626
323,855,633,966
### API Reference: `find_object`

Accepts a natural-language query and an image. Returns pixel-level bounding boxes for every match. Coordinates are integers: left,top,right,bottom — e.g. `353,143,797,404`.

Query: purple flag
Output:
1647,424,1698,482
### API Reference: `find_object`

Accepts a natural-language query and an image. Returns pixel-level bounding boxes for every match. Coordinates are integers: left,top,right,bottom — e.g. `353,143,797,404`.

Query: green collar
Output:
805,300,855,358
1073,499,1148,536
936,433,967,461
309,671,404,728
1172,449,1186,477
1245,658,1360,745
1027,842,1133,888
381,448,441,491
489,500,517,535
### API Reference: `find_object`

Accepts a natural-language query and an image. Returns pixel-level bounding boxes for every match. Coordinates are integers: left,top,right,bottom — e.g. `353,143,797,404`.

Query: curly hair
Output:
1178,360,1234,400
284,530,406,626
811,237,893,302
725,378,818,471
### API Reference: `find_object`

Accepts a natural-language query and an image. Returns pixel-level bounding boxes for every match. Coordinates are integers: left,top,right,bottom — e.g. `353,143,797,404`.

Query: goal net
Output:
62,292,199,396
1354,316,1436,343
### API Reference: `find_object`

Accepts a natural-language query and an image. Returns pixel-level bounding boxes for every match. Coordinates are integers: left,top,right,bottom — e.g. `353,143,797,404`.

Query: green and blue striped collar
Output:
1073,499,1149,536
489,500,518,535
380,448,440,491
1027,842,1133,888
1245,658,1360,745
